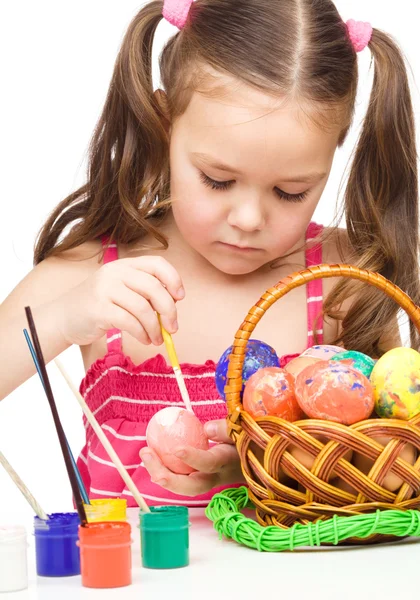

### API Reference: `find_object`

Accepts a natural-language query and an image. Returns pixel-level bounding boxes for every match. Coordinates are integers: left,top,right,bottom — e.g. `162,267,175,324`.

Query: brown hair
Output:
34,0,419,357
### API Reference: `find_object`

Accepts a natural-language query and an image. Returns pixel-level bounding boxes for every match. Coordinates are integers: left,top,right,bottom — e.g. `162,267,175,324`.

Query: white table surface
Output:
7,507,420,600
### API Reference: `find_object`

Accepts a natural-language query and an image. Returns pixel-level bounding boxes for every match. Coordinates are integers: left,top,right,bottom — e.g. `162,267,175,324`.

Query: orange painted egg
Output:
295,360,374,425
243,367,303,420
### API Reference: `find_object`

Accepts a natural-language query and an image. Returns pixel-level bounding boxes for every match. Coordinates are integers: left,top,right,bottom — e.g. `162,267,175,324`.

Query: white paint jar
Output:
0,526,28,593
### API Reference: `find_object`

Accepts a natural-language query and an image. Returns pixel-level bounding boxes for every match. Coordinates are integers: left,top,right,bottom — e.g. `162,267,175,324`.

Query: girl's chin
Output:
204,254,269,276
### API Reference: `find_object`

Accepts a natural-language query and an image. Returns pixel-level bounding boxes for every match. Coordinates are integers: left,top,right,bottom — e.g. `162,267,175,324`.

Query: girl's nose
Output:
227,196,266,232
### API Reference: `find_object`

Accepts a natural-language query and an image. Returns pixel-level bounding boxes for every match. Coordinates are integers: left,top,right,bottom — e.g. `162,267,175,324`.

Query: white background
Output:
0,1,419,523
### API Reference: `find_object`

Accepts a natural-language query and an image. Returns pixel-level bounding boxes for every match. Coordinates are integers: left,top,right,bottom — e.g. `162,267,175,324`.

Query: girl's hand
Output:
54,256,184,347
139,419,245,496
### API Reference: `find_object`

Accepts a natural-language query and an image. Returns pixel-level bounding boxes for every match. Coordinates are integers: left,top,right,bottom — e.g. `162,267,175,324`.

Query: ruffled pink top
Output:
76,222,324,506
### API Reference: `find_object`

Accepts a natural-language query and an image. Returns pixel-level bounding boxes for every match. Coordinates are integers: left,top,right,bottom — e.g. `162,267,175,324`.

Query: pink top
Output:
76,222,324,507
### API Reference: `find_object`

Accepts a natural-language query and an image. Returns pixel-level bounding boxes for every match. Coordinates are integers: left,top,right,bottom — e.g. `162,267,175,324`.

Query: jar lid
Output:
139,505,189,531
84,498,127,522
34,512,80,533
0,525,26,543
78,521,131,545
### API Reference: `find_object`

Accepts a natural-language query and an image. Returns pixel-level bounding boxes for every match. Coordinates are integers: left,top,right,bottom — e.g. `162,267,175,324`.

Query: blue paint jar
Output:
34,512,80,577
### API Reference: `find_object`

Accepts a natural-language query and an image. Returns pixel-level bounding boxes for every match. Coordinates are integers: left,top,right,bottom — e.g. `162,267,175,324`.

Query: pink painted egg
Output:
300,345,344,360
295,360,375,425
284,356,322,378
243,367,303,421
146,407,209,475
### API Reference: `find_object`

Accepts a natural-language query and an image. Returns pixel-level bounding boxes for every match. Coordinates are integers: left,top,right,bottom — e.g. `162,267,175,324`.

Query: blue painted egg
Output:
215,339,280,400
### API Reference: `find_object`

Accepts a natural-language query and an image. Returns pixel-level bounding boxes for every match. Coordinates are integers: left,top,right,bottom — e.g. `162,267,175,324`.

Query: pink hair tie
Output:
346,19,373,53
162,0,194,29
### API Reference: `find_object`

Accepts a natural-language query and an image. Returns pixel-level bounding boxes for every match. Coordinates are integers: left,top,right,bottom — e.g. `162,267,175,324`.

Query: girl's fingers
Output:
120,268,179,334
110,285,163,345
139,448,219,496
129,256,185,302
107,304,151,345
204,419,234,444
173,444,239,474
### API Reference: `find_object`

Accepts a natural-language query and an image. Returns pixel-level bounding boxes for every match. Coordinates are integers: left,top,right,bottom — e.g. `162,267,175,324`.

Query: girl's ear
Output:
153,89,171,133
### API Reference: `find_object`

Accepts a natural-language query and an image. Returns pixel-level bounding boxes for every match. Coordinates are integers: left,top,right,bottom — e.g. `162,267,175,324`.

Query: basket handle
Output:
225,263,420,423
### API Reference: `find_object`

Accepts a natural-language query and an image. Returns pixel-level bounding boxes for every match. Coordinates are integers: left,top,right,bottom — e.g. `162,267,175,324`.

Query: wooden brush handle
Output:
225,264,420,420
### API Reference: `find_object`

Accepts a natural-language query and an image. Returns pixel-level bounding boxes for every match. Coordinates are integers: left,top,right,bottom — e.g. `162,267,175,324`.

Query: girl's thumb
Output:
204,419,233,444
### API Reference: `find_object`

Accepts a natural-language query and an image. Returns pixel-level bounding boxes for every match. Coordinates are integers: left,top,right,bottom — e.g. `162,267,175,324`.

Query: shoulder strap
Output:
305,222,324,345
100,235,122,354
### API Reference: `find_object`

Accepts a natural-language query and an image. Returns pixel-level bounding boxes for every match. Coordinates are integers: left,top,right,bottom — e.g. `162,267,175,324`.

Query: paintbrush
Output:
157,314,193,413
0,451,48,520
23,329,90,505
24,307,87,526
54,358,150,513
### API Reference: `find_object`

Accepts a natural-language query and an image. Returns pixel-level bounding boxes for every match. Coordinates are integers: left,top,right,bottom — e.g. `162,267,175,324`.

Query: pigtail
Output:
34,1,169,264
324,29,420,356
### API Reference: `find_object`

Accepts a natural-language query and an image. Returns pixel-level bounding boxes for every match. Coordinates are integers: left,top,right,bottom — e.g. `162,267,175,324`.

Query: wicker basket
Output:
225,264,420,543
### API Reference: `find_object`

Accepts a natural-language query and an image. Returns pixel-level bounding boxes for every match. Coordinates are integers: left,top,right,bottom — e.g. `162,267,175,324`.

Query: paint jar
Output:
139,506,190,569
84,498,127,522
0,526,28,592
34,512,80,577
78,521,132,588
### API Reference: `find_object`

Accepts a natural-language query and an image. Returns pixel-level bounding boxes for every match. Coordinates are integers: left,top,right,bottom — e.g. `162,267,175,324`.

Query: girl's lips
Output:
218,242,261,252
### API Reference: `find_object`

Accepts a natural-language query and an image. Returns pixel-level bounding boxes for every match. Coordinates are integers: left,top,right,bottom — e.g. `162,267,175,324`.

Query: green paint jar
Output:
139,506,190,569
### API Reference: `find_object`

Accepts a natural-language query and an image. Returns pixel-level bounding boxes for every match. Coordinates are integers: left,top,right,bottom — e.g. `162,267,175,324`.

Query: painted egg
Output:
243,367,303,420
284,356,322,378
215,339,279,400
300,345,344,360
146,407,209,475
371,347,420,420
331,350,376,378
287,435,353,479
353,436,417,491
295,360,375,425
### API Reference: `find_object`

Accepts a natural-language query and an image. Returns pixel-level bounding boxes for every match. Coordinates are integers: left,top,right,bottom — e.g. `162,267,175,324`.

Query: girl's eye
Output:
199,171,233,191
274,189,309,203
199,171,309,203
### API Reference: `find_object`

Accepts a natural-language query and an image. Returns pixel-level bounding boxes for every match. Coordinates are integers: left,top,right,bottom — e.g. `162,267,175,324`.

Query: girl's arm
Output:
0,243,101,401
0,241,183,401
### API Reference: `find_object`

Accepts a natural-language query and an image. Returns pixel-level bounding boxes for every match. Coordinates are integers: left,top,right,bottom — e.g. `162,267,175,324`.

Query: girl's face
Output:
169,77,341,275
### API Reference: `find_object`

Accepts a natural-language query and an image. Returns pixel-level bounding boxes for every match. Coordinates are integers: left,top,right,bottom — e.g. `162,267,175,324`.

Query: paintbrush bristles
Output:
54,358,150,513
0,451,48,520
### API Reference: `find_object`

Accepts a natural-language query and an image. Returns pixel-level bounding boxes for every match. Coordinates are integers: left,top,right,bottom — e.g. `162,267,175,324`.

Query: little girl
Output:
1,0,419,507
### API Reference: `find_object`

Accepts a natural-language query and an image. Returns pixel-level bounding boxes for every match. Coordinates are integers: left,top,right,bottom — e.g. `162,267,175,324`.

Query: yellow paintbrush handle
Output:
157,314,193,413
159,319,180,369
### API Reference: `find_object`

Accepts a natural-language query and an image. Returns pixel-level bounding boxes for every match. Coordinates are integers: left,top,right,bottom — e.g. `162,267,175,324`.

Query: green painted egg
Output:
371,347,420,420
331,350,375,378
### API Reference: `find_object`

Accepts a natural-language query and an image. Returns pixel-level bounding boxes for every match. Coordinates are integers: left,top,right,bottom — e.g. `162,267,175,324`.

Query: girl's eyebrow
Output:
192,152,326,183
